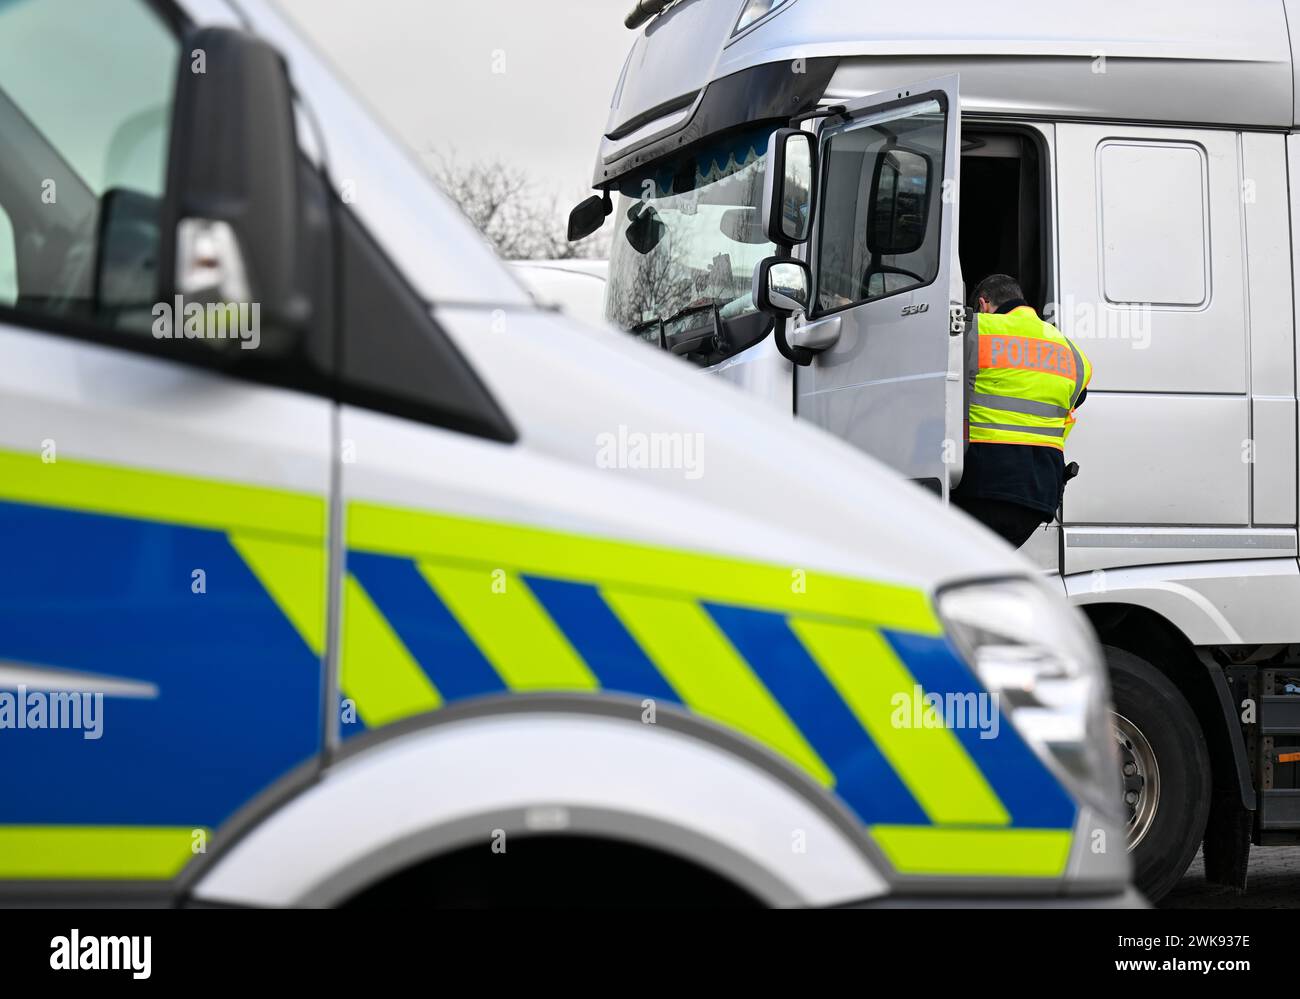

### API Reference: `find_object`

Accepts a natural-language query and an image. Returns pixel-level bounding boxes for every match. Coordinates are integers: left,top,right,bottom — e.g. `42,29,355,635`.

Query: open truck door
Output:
758,76,966,497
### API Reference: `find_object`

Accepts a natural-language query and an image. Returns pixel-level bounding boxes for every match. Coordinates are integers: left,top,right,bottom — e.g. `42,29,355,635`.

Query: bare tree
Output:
609,223,690,332
425,149,609,261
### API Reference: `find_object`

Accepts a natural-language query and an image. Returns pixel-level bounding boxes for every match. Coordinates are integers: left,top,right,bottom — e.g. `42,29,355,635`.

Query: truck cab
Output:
578,0,1300,900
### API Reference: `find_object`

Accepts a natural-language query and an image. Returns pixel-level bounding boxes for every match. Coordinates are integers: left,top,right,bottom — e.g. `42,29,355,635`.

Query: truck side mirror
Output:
760,129,816,246
753,257,810,318
568,191,612,242
156,27,311,353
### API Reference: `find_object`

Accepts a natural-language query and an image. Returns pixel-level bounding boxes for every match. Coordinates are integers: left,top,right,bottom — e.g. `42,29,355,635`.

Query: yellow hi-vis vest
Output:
969,306,1092,451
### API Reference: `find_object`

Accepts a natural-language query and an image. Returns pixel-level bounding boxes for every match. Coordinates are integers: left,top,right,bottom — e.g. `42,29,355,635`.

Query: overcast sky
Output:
276,0,632,209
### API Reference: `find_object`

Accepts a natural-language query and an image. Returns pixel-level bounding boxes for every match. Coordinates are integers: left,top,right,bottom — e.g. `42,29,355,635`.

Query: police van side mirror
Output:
761,129,817,246
753,257,810,318
156,28,311,353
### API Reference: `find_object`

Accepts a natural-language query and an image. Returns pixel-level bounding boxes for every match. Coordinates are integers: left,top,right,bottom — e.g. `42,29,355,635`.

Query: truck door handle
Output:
790,314,841,351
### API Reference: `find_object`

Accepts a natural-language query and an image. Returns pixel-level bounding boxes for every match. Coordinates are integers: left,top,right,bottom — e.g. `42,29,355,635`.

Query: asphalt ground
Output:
1162,847,1300,909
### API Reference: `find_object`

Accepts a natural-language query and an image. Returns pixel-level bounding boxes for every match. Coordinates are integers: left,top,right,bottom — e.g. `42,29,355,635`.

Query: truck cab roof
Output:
598,0,1300,186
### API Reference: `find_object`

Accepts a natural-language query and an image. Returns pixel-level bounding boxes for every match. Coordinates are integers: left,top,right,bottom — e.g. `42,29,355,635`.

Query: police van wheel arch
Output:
1106,646,1211,902
187,697,891,909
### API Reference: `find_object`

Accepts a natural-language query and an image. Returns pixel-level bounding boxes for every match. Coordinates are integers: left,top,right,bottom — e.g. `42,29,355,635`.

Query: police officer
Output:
952,274,1092,548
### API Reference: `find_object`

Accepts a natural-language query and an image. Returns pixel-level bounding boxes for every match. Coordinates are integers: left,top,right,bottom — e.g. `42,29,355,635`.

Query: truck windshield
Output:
605,125,776,343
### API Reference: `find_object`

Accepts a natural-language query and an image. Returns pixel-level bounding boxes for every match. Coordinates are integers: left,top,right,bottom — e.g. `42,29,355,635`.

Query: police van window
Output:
0,0,179,334
815,99,945,313
1099,140,1209,307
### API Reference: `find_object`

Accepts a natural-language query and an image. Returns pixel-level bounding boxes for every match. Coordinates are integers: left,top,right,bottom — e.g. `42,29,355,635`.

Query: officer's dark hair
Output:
971,273,1024,310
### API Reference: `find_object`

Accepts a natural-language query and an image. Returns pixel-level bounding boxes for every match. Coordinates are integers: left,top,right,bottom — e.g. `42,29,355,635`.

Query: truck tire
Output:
1106,646,1211,903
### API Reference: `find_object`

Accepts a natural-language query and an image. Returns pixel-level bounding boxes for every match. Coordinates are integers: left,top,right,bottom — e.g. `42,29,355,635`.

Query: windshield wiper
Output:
631,300,729,356
630,315,668,349
662,300,721,326
664,301,726,356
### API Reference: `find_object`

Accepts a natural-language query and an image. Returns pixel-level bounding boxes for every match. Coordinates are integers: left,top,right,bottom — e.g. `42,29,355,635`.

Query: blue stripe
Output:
524,576,680,704
883,630,1077,829
705,602,929,826
0,500,321,827
346,551,506,702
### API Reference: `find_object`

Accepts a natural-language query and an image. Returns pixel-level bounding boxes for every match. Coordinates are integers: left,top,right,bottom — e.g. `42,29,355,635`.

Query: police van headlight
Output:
733,0,792,35
937,578,1120,817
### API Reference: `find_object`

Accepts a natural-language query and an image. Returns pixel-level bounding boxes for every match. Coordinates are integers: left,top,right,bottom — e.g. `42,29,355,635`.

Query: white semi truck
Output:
571,0,1300,900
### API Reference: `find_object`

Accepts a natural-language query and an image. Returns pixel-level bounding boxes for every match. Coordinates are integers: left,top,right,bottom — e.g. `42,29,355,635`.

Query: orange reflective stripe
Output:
978,334,1077,380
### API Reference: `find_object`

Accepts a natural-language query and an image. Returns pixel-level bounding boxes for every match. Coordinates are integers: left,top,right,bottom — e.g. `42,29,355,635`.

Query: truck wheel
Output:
1106,646,1211,902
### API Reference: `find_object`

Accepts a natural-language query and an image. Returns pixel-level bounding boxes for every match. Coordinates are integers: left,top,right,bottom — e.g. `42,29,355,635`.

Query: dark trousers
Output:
953,496,1047,549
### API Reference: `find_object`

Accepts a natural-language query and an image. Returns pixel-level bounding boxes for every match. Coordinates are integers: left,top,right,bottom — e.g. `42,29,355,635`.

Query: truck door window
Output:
815,100,945,313
0,0,178,334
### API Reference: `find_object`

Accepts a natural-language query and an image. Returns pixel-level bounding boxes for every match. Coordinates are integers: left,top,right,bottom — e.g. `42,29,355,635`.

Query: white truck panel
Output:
1242,133,1293,399
1253,398,1299,524
1067,557,1300,645
1056,125,1246,395
1064,394,1249,525
1064,527,1297,574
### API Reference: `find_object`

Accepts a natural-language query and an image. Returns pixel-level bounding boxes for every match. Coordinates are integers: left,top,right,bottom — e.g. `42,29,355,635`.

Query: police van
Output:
0,0,1129,907
570,0,1300,900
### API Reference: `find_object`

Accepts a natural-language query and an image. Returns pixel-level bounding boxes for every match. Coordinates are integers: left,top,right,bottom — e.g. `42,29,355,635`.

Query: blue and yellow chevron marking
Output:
0,450,1077,883
339,502,1077,878
0,449,327,880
